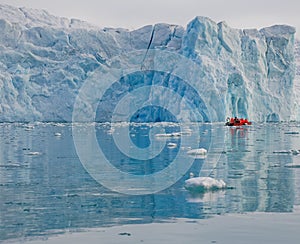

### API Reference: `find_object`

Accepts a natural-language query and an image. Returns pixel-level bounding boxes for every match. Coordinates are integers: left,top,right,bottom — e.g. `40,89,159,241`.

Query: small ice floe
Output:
187,148,207,159
24,124,34,131
0,163,22,168
187,148,207,155
54,132,62,137
167,142,177,149
26,151,42,156
185,176,226,193
155,132,181,138
52,122,66,127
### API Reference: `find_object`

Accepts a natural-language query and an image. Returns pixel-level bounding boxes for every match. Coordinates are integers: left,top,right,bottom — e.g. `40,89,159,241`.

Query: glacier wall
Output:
0,4,297,122
294,40,300,120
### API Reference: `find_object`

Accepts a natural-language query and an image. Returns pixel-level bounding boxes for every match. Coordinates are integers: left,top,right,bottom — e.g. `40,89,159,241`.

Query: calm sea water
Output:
1,122,300,242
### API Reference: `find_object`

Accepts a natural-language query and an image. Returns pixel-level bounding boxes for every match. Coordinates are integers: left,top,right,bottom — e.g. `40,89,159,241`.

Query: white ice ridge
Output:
184,176,226,192
0,4,298,122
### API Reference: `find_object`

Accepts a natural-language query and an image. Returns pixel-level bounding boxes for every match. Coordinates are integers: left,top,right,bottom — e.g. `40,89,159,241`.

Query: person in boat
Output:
234,117,240,124
225,117,234,126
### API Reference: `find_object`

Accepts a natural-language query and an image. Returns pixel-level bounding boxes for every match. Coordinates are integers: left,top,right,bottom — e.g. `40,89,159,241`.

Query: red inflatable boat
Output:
225,117,252,126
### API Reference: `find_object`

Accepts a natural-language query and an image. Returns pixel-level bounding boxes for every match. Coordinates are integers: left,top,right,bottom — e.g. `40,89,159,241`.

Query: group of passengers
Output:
226,117,250,126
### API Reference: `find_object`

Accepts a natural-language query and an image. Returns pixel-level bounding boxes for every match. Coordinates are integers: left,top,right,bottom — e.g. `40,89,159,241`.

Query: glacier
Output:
0,4,298,122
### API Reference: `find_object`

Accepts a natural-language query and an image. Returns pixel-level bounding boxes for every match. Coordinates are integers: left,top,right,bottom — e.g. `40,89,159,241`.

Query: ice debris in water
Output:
167,142,177,149
155,132,181,138
187,148,207,155
25,151,42,156
185,176,226,192
187,148,208,159
24,125,34,131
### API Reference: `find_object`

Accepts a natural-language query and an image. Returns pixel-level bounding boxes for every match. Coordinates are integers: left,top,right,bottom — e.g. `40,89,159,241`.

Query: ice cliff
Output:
294,40,300,120
0,4,298,122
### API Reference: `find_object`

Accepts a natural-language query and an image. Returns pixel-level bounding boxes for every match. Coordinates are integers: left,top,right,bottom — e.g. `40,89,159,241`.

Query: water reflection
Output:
0,123,300,241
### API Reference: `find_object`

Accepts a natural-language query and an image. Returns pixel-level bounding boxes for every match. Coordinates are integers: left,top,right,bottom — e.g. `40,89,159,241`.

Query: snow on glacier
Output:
0,4,298,122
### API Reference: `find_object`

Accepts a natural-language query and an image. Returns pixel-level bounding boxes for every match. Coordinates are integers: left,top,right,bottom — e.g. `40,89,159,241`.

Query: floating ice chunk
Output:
168,132,181,137
167,142,177,149
0,163,21,168
187,148,208,159
185,176,226,192
155,132,181,138
187,148,207,155
24,125,34,131
26,151,42,156
52,123,66,127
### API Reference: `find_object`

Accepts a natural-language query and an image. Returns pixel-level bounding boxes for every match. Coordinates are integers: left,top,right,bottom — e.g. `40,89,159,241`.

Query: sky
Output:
0,0,299,37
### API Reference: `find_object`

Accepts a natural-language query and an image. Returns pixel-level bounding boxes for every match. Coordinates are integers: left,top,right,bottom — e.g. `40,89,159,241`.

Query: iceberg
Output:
0,4,298,122
184,176,226,192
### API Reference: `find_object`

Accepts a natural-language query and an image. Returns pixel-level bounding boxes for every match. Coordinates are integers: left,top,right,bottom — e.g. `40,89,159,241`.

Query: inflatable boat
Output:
225,117,252,126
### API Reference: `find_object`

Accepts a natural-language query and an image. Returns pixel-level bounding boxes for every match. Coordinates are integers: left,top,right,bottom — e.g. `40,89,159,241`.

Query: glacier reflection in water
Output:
0,122,300,241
